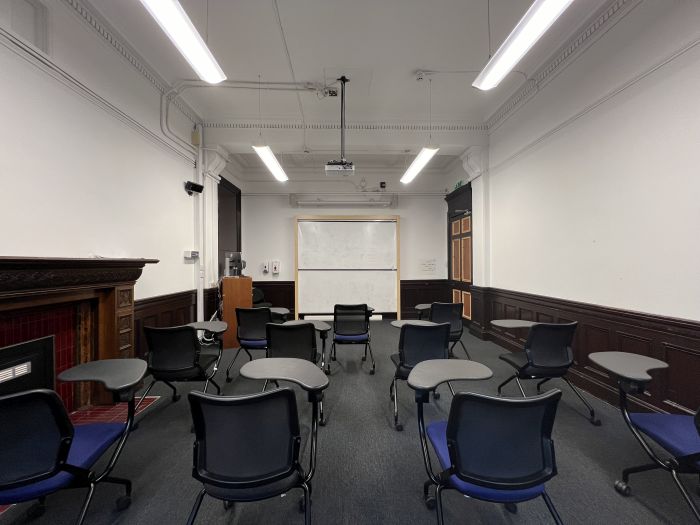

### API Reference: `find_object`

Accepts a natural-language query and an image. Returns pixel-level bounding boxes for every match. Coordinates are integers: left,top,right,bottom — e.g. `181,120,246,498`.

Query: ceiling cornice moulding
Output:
0,27,195,165
204,121,487,132
486,0,642,132
61,0,201,124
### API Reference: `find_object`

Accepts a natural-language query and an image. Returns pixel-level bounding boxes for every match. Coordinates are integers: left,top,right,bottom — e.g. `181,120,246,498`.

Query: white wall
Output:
0,1,199,299
480,1,700,320
241,195,448,282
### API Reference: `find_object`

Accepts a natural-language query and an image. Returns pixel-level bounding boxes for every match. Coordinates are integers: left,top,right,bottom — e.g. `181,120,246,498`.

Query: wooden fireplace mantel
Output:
0,257,158,406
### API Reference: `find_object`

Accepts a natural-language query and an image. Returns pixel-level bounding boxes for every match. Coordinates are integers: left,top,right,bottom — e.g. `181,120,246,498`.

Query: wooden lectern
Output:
220,276,253,349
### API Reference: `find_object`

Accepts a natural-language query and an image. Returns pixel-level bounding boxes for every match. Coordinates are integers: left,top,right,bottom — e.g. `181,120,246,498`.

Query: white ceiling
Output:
88,0,608,185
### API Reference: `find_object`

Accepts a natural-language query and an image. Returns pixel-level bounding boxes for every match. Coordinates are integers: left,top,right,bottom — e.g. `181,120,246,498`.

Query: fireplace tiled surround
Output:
0,257,157,409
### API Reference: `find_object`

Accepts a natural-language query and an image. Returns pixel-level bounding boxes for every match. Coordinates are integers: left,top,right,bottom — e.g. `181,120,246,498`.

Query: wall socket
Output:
262,261,269,273
271,260,280,274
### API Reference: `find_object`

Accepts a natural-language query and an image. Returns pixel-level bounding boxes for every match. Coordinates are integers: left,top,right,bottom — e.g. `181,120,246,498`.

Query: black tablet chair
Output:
421,390,564,524
252,287,273,308
429,303,470,359
0,388,139,524
613,380,700,520
267,322,326,425
497,322,600,426
139,325,221,406
331,304,375,374
225,307,271,382
389,322,450,431
187,388,318,525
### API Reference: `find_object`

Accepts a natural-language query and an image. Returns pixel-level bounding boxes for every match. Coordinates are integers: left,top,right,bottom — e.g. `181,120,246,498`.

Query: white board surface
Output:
298,221,396,270
298,270,397,313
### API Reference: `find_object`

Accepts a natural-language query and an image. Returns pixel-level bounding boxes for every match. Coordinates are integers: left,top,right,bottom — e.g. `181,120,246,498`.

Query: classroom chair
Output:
225,307,271,382
267,322,326,425
422,390,564,524
252,287,273,308
497,322,600,426
0,388,138,524
614,390,700,520
140,325,221,406
429,302,470,359
186,388,316,525
389,322,450,431
331,304,375,374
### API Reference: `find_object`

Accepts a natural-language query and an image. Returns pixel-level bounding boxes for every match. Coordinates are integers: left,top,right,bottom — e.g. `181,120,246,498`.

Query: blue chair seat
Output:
334,333,369,343
426,421,545,503
630,413,700,459
0,423,125,504
240,339,267,349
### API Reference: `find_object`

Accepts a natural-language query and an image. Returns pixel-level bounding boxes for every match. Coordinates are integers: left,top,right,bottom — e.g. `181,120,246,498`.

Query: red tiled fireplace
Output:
0,257,157,409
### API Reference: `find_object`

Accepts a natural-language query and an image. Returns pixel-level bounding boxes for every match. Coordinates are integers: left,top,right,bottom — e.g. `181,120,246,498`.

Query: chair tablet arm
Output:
58,359,148,395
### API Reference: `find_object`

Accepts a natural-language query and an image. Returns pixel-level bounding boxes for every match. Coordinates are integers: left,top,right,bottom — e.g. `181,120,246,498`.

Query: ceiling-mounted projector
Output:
326,75,354,175
325,160,354,173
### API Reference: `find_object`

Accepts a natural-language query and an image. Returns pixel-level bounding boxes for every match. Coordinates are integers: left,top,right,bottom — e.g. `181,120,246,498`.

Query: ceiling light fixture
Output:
252,75,288,182
139,0,226,84
472,0,575,90
401,79,439,184
253,146,288,182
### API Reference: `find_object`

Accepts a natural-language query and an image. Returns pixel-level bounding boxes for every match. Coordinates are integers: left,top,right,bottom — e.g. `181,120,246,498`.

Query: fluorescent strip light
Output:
472,0,575,90
400,147,439,184
253,145,289,182
139,0,226,84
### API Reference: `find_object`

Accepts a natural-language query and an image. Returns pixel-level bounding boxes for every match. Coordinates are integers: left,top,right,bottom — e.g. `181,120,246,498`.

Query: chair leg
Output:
536,378,551,393
319,399,326,426
186,489,206,525
262,379,268,392
331,342,337,361
671,468,700,522
456,339,471,360
393,378,402,431
225,348,243,382
563,377,601,425
135,379,156,410
541,491,563,525
164,380,180,402
362,344,368,361
208,378,221,395
435,484,446,525
497,375,516,395
448,340,457,358
515,377,526,397
447,382,456,396
75,483,96,525
301,482,311,525
366,343,376,375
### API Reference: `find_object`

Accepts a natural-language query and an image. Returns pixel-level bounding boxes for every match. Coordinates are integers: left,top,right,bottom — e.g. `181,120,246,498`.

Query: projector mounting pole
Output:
338,75,348,162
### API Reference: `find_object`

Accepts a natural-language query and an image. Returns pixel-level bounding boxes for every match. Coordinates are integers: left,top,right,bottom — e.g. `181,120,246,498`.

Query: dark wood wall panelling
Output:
400,280,451,319
469,286,700,415
253,281,295,317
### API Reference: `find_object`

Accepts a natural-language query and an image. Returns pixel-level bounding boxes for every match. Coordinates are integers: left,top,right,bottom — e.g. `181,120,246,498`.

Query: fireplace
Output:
0,257,157,409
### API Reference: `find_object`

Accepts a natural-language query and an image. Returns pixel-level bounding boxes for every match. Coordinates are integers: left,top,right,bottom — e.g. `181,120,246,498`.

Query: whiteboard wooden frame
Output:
294,215,401,319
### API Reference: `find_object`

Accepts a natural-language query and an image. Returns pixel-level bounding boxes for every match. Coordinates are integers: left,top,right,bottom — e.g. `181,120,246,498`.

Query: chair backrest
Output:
252,287,265,304
399,323,450,368
429,303,463,334
144,325,200,372
236,308,272,340
524,322,578,369
333,304,370,336
446,389,562,490
0,389,73,489
267,323,317,361
188,388,300,488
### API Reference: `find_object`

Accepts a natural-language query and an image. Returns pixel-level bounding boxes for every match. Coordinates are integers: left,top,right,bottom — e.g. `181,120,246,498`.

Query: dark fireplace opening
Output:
0,336,54,396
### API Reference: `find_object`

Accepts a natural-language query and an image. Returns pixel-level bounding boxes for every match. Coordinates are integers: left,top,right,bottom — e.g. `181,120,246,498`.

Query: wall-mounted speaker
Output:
185,181,204,195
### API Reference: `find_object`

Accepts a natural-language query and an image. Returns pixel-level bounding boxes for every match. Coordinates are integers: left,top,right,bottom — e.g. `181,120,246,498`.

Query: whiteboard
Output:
298,221,397,270
298,270,397,313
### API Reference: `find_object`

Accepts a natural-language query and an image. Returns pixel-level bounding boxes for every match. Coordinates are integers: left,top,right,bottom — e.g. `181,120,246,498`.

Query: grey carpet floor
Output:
3,321,698,524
